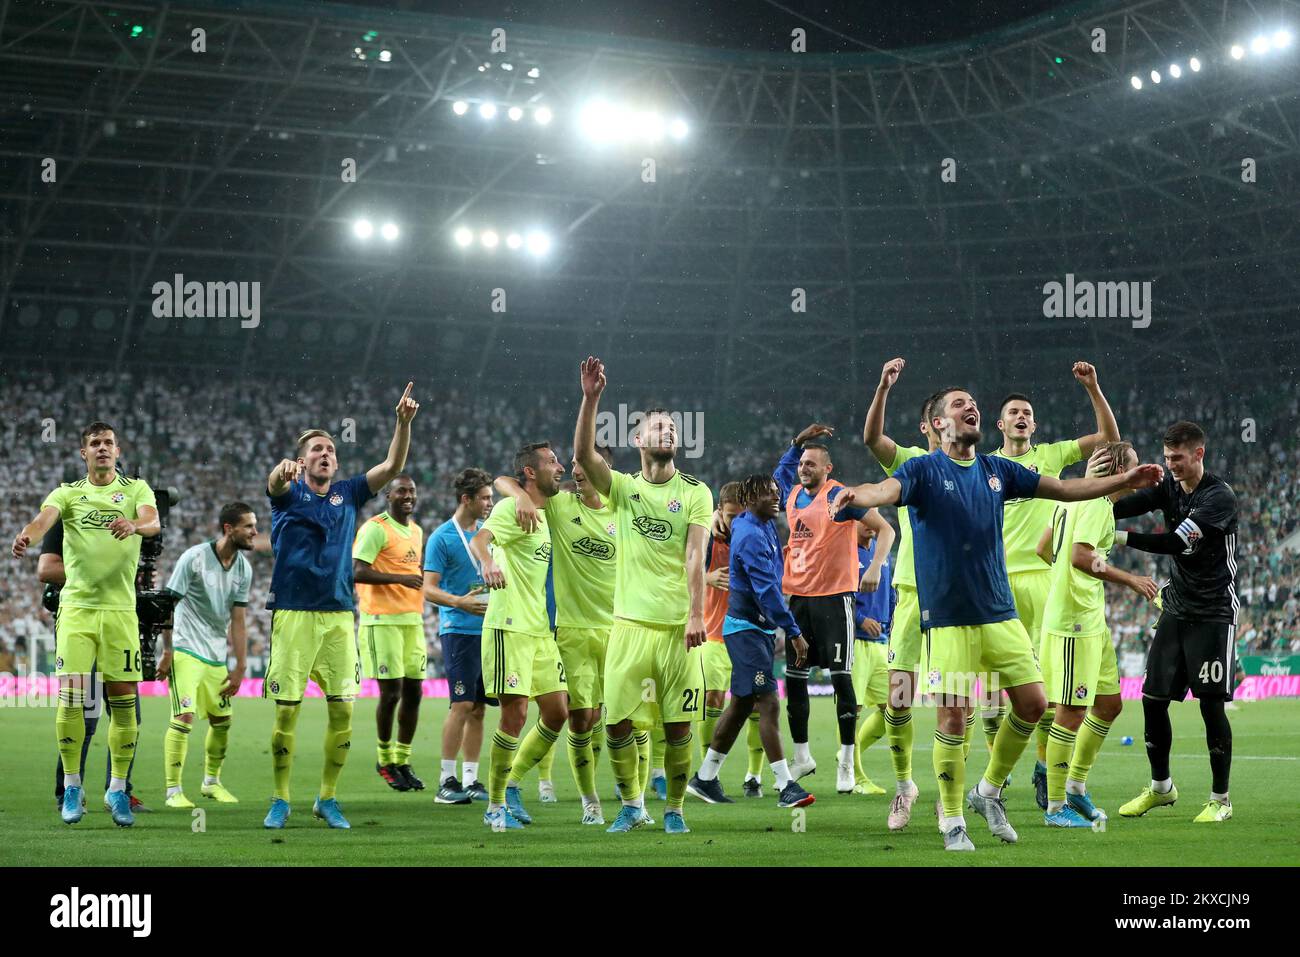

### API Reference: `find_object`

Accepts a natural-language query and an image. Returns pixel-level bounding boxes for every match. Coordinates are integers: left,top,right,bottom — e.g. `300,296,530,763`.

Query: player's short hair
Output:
737,473,775,508
802,442,831,461
219,501,255,532
999,393,1033,418
718,481,742,506
80,421,115,446
390,472,416,487
928,387,966,424
1163,420,1206,450
296,429,334,457
514,442,553,485
453,467,492,504
638,407,673,436
1095,441,1135,477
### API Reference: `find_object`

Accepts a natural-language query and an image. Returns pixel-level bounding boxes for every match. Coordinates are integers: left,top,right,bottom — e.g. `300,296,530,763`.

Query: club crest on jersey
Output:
268,679,280,695
181,695,192,709
379,665,388,676
754,672,767,688
988,476,1003,493
55,656,64,670
887,649,896,664
506,672,519,689
1074,684,1088,700
667,499,682,513
329,493,344,506
606,522,617,536
111,492,125,503
928,669,941,688
454,681,466,696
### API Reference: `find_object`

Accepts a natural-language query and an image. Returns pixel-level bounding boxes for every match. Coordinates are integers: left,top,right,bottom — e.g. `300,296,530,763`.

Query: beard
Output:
644,446,675,464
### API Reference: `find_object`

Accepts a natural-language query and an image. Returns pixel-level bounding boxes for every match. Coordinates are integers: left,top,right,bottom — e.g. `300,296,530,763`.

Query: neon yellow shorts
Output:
852,640,889,708
54,606,140,683
1042,628,1121,707
1009,570,1053,657
701,639,732,696
604,619,705,726
169,650,232,719
482,628,566,700
555,626,609,711
358,622,427,680
265,610,358,701
921,618,1041,699
886,585,922,674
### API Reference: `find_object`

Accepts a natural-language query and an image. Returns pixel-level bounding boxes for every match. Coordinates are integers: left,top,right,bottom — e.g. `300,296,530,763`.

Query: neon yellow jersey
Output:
547,490,616,629
882,444,927,589
990,439,1082,575
481,497,552,634
41,475,157,611
1042,497,1113,636
607,468,713,626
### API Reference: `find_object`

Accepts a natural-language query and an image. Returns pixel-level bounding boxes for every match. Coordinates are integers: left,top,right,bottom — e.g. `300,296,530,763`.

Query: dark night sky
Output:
320,0,1080,51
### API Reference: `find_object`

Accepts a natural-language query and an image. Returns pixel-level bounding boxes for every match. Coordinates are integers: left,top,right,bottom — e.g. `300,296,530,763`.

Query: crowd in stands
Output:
3,369,1296,678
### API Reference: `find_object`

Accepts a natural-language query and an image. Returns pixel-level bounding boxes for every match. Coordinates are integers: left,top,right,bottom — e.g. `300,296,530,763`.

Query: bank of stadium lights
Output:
453,227,552,257
577,100,689,145
351,219,400,242
451,100,552,125
1130,28,1290,91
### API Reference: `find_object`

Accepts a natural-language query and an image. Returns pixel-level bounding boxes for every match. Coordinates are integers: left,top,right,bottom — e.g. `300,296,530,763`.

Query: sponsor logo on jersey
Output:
79,509,124,528
667,498,682,513
329,493,343,506
791,518,813,541
77,495,88,503
403,547,419,564
630,493,641,502
572,537,615,560
632,515,672,541
571,516,582,525
988,476,1002,493
533,542,553,562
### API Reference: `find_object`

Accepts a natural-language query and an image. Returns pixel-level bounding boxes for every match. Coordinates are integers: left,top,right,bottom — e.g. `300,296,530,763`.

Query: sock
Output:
320,699,353,800
702,707,723,759
786,672,810,743
441,758,457,783
664,731,693,813
108,776,127,793
651,724,667,778
745,713,764,780
982,710,1036,792
982,703,1006,751
608,732,642,807
1045,723,1077,806
933,730,966,818
634,729,651,797
271,703,300,802
839,743,854,770
698,747,726,782
164,719,191,789
205,721,230,780
1036,708,1056,763
1068,713,1112,786
884,706,913,782
855,709,886,783
567,729,597,799
56,687,87,779
106,694,139,782
962,708,977,762
1142,696,1173,781
794,741,812,764
507,722,561,786
772,758,792,789
832,673,858,745
488,730,519,806
1200,698,1233,795
393,741,412,767
462,761,479,785
536,730,557,781
1210,790,1230,804
377,739,394,766
590,718,605,770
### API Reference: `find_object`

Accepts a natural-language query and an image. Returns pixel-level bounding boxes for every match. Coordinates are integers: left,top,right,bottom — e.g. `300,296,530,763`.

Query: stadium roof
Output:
2,0,1298,398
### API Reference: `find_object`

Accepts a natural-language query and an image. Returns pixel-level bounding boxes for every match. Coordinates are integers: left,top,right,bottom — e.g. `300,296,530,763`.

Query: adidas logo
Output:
571,517,582,525
630,494,641,502
889,745,903,753
937,772,953,781
77,496,88,503
1054,761,1070,769
274,747,290,756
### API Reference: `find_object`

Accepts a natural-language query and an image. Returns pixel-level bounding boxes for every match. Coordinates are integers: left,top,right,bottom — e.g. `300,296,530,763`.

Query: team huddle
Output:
12,356,1241,849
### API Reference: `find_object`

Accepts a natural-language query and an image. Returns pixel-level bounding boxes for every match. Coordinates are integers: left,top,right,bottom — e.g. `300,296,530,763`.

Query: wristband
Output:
1114,530,1128,546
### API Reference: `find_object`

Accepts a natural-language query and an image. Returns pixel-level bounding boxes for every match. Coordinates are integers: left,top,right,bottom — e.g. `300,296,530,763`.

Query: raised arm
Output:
367,381,419,494
1071,362,1121,458
831,478,904,515
575,357,612,497
12,505,61,559
267,458,302,498
1034,464,1162,503
863,357,904,466
493,475,540,534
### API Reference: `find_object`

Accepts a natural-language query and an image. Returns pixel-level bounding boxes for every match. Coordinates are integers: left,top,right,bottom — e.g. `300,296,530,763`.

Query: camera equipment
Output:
135,477,181,682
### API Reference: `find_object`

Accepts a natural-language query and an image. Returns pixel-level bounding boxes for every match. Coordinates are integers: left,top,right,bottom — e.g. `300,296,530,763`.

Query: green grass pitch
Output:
1,696,1294,866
